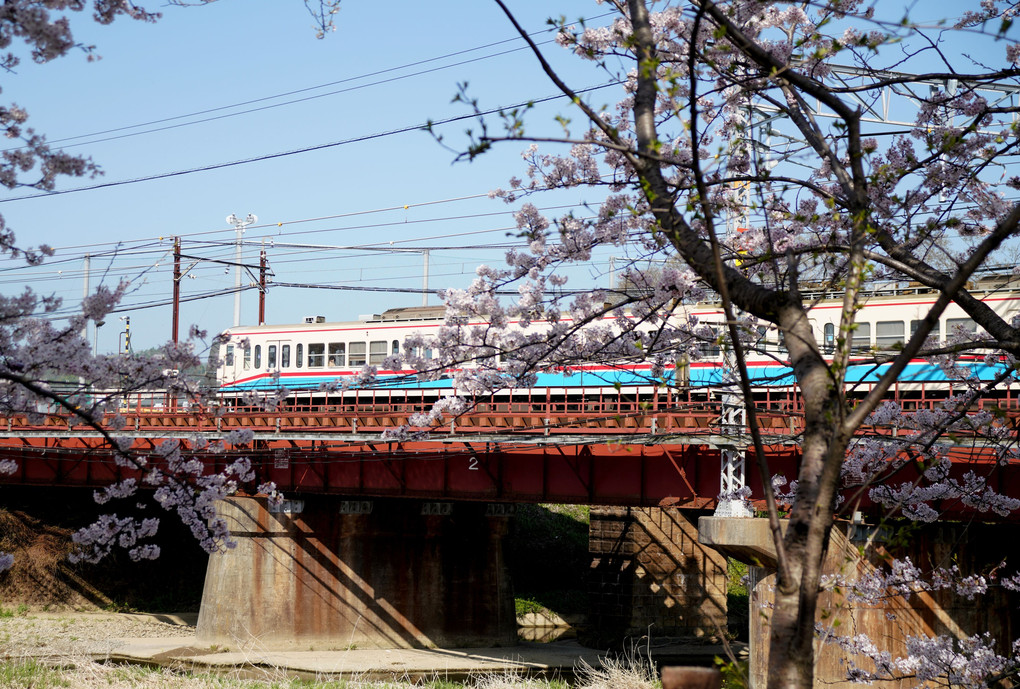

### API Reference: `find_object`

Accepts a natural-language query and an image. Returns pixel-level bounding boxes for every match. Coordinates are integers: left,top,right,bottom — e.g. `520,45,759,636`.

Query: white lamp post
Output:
226,213,257,327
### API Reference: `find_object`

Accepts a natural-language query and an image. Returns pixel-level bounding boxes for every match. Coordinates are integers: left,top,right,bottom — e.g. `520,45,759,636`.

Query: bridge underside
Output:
0,434,798,507
1,432,1015,520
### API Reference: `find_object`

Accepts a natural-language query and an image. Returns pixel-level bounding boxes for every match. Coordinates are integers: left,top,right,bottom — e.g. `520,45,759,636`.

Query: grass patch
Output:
0,659,70,688
0,603,28,618
726,558,749,642
508,504,590,619
515,597,548,616
573,647,659,689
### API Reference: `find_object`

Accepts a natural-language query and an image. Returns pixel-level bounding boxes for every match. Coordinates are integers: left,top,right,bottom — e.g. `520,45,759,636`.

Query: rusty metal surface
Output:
0,389,1016,515
0,435,801,509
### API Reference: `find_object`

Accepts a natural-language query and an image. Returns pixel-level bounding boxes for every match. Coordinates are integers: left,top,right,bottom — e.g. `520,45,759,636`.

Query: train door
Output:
219,342,238,386
266,339,294,378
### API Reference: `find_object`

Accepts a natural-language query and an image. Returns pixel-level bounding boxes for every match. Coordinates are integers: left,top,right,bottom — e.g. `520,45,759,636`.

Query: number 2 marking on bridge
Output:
468,456,479,471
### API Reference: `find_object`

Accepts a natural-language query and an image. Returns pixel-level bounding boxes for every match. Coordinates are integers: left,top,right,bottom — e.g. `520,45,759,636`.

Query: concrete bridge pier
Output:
196,496,516,650
699,517,1020,688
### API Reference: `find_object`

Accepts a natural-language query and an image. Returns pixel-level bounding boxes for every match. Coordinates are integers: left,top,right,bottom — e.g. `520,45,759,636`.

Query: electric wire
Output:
0,82,623,204
45,42,567,151
15,10,616,151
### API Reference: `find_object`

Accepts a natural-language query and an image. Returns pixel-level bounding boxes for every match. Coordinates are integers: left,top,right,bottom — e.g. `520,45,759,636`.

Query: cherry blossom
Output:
412,1,1020,687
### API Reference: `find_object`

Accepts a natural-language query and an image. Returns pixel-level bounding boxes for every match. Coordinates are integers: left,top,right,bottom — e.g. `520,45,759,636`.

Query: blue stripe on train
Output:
219,361,1010,393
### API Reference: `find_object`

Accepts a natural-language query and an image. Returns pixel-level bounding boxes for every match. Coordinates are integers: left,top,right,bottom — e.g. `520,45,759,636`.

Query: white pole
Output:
227,214,257,327
233,225,243,327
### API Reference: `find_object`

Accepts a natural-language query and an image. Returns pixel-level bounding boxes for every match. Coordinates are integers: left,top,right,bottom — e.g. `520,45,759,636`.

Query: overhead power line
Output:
0,82,622,204
14,10,616,151
35,41,561,151
272,282,592,296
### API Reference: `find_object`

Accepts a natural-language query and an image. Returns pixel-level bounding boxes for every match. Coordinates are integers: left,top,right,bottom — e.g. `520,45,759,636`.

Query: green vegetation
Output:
0,603,28,618
716,657,750,689
726,558,749,642
508,504,591,619
0,659,70,689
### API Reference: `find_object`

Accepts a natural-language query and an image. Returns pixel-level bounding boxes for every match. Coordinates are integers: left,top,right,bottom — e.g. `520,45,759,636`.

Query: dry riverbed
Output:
0,610,193,658
0,610,662,689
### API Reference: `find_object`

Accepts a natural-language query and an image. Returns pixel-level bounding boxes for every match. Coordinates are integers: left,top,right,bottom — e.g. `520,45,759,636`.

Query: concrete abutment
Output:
196,496,516,650
588,507,728,645
699,516,1020,688
196,499,730,651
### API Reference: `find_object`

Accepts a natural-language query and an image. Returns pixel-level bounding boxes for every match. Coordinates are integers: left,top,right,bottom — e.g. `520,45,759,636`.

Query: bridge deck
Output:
1,388,1017,515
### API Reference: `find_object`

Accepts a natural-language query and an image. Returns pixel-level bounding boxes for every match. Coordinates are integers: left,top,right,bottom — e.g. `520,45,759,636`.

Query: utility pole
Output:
172,237,181,344
422,248,430,307
81,253,90,341
258,243,267,325
119,316,131,354
226,213,257,327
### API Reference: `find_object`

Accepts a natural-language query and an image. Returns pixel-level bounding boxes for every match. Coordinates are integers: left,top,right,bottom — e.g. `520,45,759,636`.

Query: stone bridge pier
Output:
196,496,516,650
587,506,728,645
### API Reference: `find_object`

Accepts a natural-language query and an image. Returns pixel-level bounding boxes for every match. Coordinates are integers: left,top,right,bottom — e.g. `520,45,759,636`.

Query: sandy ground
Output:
0,610,195,659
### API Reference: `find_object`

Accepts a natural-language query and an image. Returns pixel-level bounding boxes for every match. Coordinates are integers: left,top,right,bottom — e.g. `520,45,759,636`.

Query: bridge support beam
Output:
196,496,516,650
586,507,727,646
699,517,1020,688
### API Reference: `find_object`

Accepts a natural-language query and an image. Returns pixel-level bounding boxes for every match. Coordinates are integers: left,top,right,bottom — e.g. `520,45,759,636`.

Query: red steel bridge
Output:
0,386,1018,516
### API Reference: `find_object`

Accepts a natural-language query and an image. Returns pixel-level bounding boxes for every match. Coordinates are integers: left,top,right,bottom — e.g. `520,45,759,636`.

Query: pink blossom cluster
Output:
864,451,1020,521
68,513,161,564
829,629,1019,687
433,1,1020,687
827,557,996,607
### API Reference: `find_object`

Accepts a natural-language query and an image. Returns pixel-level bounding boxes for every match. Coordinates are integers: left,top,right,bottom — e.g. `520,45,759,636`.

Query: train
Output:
214,273,1020,399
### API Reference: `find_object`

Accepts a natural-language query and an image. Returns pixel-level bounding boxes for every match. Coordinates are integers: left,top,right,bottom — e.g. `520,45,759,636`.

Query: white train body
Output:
215,276,1020,396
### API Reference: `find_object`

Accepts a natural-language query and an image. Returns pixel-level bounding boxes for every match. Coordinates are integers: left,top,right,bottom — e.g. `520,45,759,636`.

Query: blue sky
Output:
0,0,618,353
2,1,1016,356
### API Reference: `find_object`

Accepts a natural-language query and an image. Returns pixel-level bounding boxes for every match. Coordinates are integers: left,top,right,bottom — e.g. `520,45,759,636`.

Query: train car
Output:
214,274,1020,399
215,305,668,396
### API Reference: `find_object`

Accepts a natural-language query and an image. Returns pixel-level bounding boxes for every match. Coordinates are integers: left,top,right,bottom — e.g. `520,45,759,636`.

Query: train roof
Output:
221,305,449,334
223,272,1020,334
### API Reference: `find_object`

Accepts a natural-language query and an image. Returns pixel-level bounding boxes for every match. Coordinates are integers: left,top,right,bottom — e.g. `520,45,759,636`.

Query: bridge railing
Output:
4,382,1018,440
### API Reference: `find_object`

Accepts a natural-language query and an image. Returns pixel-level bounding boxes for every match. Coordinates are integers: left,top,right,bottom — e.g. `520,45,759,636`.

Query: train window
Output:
392,339,399,355
267,345,277,369
308,343,325,367
702,328,722,357
254,345,262,369
851,322,871,351
225,345,234,367
823,323,834,353
349,342,367,367
243,346,251,370
424,347,433,360
370,340,387,365
328,342,346,367
876,321,904,349
281,345,290,368
946,318,978,337
296,344,303,368
910,319,937,340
